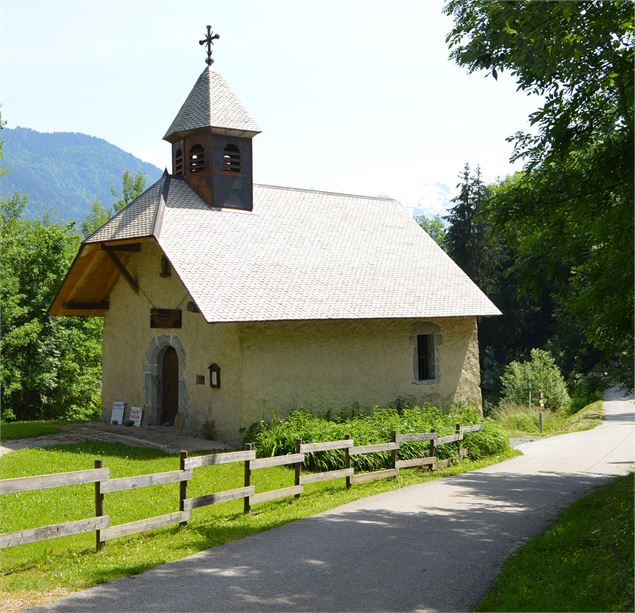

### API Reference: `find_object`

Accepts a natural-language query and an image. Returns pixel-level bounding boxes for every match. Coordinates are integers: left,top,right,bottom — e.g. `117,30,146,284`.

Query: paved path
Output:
35,399,634,612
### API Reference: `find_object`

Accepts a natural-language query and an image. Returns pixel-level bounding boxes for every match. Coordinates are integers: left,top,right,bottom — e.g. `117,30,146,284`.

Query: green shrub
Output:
500,348,571,411
462,419,509,460
248,404,509,472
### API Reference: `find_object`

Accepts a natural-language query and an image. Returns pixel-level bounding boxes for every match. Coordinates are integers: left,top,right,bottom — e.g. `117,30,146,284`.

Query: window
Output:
189,144,206,173
208,363,221,388
160,255,171,277
223,143,240,174
417,334,436,380
174,148,183,176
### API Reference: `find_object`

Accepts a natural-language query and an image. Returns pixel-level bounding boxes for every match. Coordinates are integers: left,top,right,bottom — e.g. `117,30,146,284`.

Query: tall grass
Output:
492,404,568,434
248,405,509,472
492,401,603,436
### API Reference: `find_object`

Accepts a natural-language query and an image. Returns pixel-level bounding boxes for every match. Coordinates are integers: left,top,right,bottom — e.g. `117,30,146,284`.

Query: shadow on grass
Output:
43,442,173,461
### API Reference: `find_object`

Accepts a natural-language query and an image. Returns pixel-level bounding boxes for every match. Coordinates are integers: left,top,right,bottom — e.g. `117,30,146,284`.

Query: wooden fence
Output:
0,423,483,551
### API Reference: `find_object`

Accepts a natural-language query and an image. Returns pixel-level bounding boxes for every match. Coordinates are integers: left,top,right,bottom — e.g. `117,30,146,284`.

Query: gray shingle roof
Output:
85,178,163,243
88,178,500,321
163,68,260,141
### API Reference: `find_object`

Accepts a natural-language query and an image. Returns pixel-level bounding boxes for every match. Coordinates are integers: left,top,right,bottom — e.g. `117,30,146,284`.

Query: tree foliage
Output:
444,164,502,297
80,200,111,238
500,348,571,412
444,0,633,166
0,197,103,421
111,170,146,214
444,0,634,384
0,116,105,421
416,213,447,251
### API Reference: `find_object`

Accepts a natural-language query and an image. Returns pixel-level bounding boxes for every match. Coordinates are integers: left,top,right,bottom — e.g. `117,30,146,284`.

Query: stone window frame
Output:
410,322,441,385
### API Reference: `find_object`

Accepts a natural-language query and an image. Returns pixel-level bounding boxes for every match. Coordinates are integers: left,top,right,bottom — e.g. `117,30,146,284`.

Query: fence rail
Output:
100,469,192,494
0,468,109,494
0,422,484,550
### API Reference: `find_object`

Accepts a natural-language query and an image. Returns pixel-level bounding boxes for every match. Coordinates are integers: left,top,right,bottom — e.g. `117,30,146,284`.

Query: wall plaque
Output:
111,401,126,425
129,406,143,427
150,308,182,328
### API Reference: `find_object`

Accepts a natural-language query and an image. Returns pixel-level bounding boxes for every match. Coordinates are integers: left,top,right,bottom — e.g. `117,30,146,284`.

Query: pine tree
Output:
444,164,498,295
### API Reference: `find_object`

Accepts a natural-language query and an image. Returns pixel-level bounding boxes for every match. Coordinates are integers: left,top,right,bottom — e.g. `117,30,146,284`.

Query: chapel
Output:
49,28,500,443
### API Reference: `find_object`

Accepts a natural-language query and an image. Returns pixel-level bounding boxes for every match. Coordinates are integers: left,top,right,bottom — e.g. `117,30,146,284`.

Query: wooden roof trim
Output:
49,237,154,317
152,171,170,239
48,244,93,316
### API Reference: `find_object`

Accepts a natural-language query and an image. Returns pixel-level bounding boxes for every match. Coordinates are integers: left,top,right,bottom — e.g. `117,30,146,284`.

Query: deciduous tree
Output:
444,0,634,384
416,213,447,251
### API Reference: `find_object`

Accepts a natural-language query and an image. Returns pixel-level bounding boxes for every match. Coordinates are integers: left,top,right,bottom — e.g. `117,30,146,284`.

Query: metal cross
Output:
199,25,220,66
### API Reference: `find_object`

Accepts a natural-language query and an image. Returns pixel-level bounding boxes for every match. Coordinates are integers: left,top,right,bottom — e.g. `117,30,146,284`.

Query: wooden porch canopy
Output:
48,238,153,317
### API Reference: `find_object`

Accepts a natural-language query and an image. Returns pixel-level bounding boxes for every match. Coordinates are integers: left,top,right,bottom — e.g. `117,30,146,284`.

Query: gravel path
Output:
33,397,634,612
1,423,232,456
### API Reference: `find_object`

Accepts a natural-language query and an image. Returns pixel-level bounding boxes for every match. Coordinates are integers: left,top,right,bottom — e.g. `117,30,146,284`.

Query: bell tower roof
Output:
163,66,261,143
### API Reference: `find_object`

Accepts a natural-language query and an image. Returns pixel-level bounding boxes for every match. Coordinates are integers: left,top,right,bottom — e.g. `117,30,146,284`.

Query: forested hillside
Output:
0,127,161,222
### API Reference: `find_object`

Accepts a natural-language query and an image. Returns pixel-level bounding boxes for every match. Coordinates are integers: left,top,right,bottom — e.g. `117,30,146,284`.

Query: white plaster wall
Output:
237,317,482,434
102,240,483,445
102,240,243,440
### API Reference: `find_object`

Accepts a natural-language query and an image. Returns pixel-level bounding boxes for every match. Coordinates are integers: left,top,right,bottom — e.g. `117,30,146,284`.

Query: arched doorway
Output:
162,347,179,425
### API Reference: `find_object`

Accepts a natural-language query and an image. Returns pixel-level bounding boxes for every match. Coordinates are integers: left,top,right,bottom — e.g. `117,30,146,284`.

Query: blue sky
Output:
1,0,540,215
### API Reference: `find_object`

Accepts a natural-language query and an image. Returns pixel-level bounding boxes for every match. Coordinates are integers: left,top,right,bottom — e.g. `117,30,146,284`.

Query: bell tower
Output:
163,26,261,211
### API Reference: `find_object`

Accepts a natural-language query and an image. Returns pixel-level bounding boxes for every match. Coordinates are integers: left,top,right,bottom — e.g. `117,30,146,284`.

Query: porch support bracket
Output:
102,246,139,293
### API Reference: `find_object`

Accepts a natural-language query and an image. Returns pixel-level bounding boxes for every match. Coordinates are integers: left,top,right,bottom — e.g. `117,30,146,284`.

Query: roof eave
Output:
163,125,261,143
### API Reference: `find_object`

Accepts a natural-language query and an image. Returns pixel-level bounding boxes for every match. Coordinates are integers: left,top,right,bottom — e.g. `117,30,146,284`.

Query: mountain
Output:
0,127,162,222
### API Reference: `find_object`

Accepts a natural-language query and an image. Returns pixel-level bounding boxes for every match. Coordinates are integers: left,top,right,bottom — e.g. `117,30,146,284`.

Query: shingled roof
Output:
163,67,260,142
76,176,500,322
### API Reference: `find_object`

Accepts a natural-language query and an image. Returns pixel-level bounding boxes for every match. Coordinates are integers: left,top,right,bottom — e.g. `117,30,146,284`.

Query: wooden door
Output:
162,347,179,426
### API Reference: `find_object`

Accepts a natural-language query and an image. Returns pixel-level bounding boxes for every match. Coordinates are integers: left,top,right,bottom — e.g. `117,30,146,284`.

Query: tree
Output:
444,164,501,297
416,213,447,251
0,198,103,420
111,170,146,213
0,119,102,421
499,348,571,412
444,1,634,384
444,1,633,166
81,200,110,238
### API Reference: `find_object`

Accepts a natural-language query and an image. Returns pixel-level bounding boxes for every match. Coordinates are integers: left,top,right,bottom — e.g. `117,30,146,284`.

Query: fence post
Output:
539,391,545,433
294,438,302,499
94,458,104,551
179,450,188,526
244,443,253,514
456,422,462,463
345,434,352,489
391,431,398,473
429,428,436,471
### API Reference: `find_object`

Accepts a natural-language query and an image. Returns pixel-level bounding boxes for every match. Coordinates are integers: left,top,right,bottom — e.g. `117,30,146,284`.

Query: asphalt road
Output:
35,397,634,612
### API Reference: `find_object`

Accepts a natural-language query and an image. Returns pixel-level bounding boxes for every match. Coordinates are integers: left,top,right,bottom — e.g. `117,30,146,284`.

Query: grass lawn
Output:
1,421,71,441
0,441,519,609
494,400,603,438
477,472,634,612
